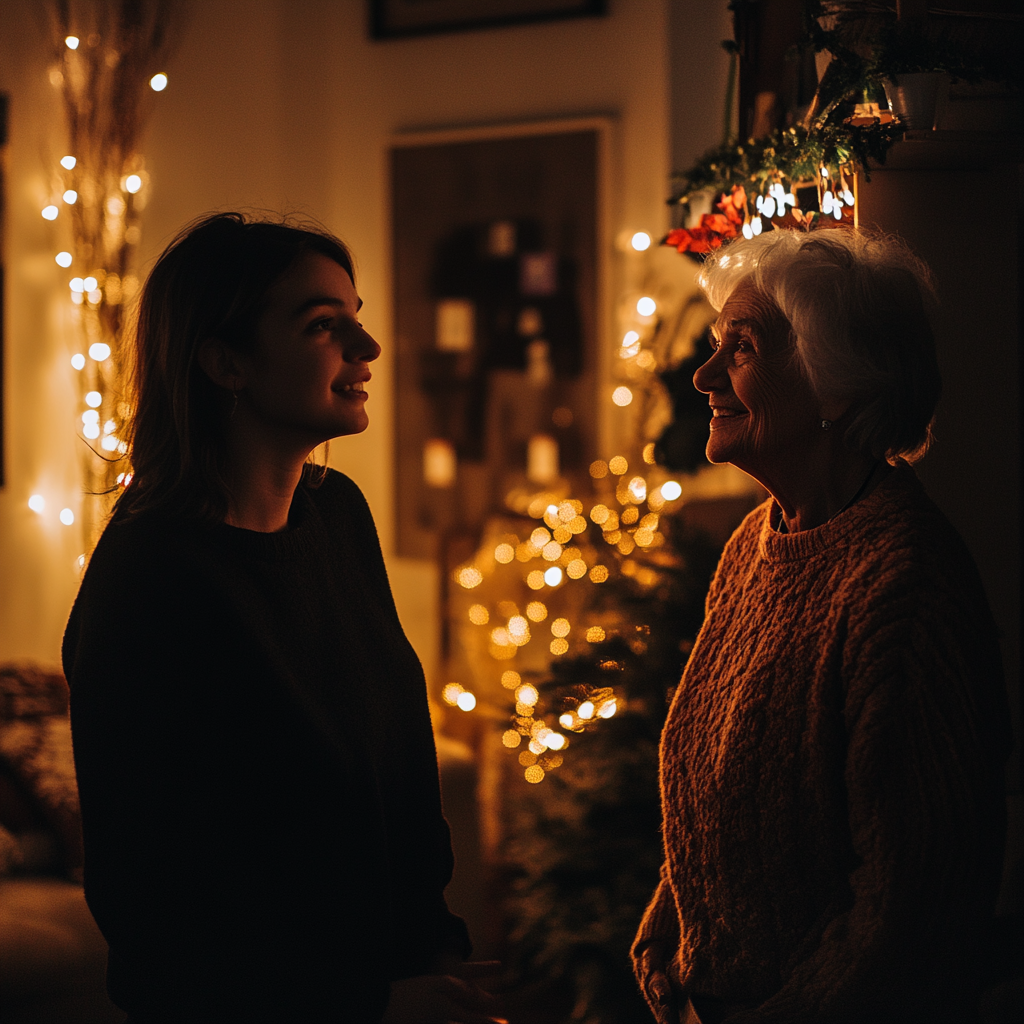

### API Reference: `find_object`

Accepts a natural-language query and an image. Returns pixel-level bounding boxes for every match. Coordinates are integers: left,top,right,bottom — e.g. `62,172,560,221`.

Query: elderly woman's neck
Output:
761,449,887,534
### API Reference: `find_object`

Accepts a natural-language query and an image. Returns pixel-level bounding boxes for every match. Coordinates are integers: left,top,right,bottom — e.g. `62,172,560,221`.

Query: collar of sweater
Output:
758,460,918,563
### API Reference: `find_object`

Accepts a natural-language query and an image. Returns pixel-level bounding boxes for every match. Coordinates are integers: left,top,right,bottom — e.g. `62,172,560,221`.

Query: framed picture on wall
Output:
370,0,607,39
391,117,609,561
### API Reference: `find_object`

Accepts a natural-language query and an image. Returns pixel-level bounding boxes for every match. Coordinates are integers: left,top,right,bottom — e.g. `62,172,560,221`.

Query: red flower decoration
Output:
664,185,750,254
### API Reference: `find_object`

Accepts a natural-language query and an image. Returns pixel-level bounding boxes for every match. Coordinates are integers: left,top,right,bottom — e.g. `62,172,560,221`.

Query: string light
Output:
630,231,651,251
60,155,76,169
124,174,142,194
612,386,633,407
62,189,78,204
70,353,86,370
55,252,73,267
28,495,45,513
636,296,656,317
42,205,59,220
149,73,168,92
65,36,79,50
59,508,75,525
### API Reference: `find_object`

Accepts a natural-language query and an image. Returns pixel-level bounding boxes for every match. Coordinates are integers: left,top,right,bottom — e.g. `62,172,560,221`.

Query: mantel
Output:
867,129,1024,172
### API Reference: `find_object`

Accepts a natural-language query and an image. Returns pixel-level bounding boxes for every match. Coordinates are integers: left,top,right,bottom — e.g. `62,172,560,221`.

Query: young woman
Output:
64,213,501,1024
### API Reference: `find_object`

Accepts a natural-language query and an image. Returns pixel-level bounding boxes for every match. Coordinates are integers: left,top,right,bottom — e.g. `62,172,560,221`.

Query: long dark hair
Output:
117,212,355,520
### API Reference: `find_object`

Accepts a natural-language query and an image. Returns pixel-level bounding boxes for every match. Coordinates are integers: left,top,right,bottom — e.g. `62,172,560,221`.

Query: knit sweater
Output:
63,469,469,1023
632,463,1010,1023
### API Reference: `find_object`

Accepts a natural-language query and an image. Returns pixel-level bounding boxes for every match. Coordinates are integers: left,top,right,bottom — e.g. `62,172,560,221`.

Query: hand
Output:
638,945,678,1024
382,961,506,1024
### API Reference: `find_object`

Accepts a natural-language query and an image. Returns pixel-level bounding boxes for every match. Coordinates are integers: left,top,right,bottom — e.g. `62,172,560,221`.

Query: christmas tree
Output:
498,494,725,1023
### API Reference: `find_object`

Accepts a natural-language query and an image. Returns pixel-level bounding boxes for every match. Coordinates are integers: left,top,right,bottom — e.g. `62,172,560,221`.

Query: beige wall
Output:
1,1,733,674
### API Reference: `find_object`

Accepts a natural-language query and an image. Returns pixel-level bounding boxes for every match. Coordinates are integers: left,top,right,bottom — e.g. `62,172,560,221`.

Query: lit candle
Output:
528,434,559,484
423,438,456,488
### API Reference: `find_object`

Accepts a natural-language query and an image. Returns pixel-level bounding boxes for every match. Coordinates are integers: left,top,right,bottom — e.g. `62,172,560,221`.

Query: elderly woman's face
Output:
694,279,819,476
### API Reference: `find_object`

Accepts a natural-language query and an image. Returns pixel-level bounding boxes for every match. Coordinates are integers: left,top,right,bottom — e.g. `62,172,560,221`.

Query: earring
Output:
821,419,832,430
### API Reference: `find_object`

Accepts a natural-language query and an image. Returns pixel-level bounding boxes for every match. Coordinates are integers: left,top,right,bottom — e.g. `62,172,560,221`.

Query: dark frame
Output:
391,119,607,561
370,0,606,40
0,93,7,488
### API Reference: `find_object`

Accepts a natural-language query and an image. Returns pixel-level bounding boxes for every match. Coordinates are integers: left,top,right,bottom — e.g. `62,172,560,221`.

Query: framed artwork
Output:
0,93,7,488
370,0,606,40
391,118,609,561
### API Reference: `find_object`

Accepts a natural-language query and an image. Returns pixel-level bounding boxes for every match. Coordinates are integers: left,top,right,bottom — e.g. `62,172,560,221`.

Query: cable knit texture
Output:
633,463,1010,1023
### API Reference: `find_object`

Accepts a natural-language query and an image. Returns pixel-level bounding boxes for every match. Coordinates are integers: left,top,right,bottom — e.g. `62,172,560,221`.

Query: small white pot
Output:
884,72,948,130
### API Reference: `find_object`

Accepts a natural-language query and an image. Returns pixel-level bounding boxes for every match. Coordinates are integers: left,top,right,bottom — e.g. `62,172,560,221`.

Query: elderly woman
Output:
632,229,1010,1024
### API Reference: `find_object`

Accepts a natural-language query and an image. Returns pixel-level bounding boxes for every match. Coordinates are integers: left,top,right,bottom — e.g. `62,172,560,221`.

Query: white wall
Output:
1,0,733,674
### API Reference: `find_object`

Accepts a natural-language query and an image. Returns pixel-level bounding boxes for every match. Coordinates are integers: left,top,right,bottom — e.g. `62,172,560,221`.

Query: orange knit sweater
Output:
633,463,1010,1023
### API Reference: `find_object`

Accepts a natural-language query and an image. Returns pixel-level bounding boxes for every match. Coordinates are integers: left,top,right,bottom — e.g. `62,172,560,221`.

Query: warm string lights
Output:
447,448,684,784
606,229,661,413
29,3,180,555
439,221,707,785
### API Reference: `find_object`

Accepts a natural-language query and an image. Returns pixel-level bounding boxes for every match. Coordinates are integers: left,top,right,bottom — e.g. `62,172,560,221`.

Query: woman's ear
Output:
197,338,245,392
820,398,853,425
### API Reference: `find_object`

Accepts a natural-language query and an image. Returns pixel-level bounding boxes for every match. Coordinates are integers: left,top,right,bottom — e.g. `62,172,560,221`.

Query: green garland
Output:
669,119,902,207
671,0,1017,212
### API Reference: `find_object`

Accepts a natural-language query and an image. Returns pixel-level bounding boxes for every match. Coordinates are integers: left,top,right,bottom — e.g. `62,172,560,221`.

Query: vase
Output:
884,73,948,131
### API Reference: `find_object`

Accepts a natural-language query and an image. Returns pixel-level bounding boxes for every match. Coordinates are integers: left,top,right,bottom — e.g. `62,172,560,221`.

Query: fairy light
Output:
59,508,75,525
149,73,168,91
543,567,563,587
89,342,111,361
28,495,45,513
630,231,651,251
661,480,682,501
70,353,86,370
65,36,79,49
636,296,656,317
42,205,58,220
124,174,142,194
62,189,78,204
60,155,76,169
55,252,73,267
442,682,464,705
612,386,633,407
456,691,477,711
85,391,102,407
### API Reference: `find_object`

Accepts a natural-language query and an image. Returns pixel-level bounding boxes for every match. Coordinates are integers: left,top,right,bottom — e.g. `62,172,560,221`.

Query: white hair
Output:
698,228,941,463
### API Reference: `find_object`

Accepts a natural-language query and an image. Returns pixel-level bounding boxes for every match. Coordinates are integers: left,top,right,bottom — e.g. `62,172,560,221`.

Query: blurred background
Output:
0,1,1019,1021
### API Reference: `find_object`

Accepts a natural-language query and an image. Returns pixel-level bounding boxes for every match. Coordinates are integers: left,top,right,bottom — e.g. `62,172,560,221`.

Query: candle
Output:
528,434,559,485
423,439,456,488
435,299,474,352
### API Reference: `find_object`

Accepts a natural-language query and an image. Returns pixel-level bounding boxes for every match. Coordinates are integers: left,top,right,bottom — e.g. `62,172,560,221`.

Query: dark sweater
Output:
633,463,1011,1023
63,469,469,1023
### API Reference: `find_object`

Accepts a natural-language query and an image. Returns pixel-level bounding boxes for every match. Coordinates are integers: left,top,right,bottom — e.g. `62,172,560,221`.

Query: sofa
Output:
0,663,123,1023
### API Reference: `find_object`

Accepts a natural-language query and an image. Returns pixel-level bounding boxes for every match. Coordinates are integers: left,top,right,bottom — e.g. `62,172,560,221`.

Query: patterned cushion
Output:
0,666,82,877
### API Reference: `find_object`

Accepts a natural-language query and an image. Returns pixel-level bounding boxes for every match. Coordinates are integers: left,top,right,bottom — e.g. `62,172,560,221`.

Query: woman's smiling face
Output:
693,278,820,479
240,251,381,446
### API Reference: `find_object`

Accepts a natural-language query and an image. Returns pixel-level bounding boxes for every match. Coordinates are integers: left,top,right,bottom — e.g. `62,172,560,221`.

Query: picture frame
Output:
390,117,610,561
370,0,607,40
